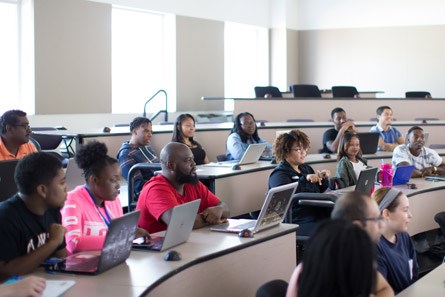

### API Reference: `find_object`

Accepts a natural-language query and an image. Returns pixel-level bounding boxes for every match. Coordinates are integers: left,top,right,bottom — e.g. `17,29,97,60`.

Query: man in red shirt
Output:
0,110,37,160
136,142,229,233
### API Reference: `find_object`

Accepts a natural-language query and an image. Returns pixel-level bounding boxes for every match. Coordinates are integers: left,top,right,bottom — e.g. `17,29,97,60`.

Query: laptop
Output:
132,199,200,251
210,182,298,234
203,143,267,167
0,159,19,202
357,132,380,154
392,165,415,185
50,211,140,275
334,167,378,196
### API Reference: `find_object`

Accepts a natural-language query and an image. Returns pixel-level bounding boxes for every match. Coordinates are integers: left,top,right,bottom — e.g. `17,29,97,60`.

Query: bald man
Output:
136,142,229,233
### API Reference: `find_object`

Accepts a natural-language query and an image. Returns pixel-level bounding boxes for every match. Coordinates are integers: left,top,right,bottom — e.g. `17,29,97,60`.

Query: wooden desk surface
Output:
397,263,445,296
39,223,298,297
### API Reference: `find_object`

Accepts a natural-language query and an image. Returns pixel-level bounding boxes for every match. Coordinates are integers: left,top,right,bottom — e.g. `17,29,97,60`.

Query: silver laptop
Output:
210,182,298,234
204,143,267,167
132,199,200,251
49,211,140,275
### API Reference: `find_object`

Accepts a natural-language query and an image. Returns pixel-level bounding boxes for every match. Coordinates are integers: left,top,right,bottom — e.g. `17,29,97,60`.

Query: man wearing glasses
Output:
0,110,37,160
331,191,394,296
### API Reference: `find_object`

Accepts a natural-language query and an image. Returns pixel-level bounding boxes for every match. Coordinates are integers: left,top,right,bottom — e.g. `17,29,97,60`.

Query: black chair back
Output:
332,86,359,98
290,84,321,98
0,160,19,202
127,163,162,212
406,91,431,98
254,86,282,98
256,279,288,297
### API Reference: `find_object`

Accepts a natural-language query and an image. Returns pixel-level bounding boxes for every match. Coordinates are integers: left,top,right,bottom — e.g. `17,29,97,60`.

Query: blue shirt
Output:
376,232,418,294
370,124,402,146
225,132,271,160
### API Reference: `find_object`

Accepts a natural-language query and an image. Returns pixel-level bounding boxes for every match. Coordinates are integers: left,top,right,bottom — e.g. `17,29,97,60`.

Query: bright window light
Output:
112,7,175,115
0,1,19,113
224,22,269,111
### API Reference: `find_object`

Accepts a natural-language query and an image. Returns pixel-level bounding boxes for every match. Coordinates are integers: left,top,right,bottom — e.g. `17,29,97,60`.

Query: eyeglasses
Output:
13,124,32,131
362,215,384,223
290,147,309,153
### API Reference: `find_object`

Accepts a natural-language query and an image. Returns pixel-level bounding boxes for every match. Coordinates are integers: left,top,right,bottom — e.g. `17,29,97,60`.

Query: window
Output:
0,1,19,112
112,7,175,115
224,22,269,111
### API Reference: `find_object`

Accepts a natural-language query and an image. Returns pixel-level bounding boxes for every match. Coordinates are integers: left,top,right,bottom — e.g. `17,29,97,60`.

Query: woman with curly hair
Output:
269,129,331,235
225,112,272,160
61,141,149,254
172,114,209,165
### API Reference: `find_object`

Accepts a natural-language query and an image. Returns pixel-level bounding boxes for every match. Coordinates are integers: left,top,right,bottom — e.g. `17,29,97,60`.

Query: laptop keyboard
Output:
232,221,256,230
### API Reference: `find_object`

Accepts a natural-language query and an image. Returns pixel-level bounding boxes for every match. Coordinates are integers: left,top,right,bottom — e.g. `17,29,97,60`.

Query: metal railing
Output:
143,89,168,123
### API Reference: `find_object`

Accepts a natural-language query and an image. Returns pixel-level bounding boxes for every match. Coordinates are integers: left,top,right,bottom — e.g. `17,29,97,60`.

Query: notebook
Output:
0,159,19,202
210,182,298,234
357,132,380,154
392,165,415,185
49,211,140,275
132,199,200,251
334,167,378,196
203,143,267,167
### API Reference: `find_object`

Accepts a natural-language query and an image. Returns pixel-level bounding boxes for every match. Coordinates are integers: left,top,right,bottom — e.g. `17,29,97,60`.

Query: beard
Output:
175,169,199,185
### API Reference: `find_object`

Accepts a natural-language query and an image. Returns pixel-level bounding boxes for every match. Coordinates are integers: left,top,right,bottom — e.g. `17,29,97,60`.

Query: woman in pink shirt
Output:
61,141,149,254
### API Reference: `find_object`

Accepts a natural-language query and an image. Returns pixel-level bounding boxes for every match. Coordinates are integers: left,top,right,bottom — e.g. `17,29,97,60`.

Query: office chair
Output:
216,154,227,162
289,84,322,98
254,86,282,98
406,91,432,98
331,86,359,98
285,192,337,263
0,160,19,202
256,279,288,297
30,132,69,167
127,163,162,212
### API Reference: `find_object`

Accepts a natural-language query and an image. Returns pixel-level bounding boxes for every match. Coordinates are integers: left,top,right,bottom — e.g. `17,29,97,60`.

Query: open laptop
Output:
334,167,378,196
132,199,200,251
357,132,380,154
203,143,267,167
0,159,19,202
210,182,298,234
392,165,415,185
49,211,140,275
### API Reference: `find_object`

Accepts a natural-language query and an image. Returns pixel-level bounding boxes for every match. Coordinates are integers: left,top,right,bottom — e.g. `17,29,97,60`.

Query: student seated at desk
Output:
335,132,368,189
117,117,159,197
370,106,404,152
136,142,229,233
372,187,418,294
0,153,67,278
226,112,272,160
0,109,37,161
62,141,149,255
172,114,209,165
268,130,330,234
286,219,379,297
321,107,357,154
392,126,445,177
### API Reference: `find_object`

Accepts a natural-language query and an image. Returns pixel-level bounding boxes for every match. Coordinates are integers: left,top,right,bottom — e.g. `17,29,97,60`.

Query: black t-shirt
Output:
190,142,207,165
0,194,66,263
321,128,339,153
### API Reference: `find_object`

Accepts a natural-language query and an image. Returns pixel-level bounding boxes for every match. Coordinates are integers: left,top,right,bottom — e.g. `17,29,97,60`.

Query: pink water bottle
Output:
379,163,393,187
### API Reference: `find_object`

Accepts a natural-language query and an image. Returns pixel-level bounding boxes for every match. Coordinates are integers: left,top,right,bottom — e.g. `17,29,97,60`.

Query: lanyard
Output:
84,186,112,227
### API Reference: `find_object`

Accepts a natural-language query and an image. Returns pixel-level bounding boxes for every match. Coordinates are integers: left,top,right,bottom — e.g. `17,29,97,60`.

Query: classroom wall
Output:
34,0,112,114
176,16,224,111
